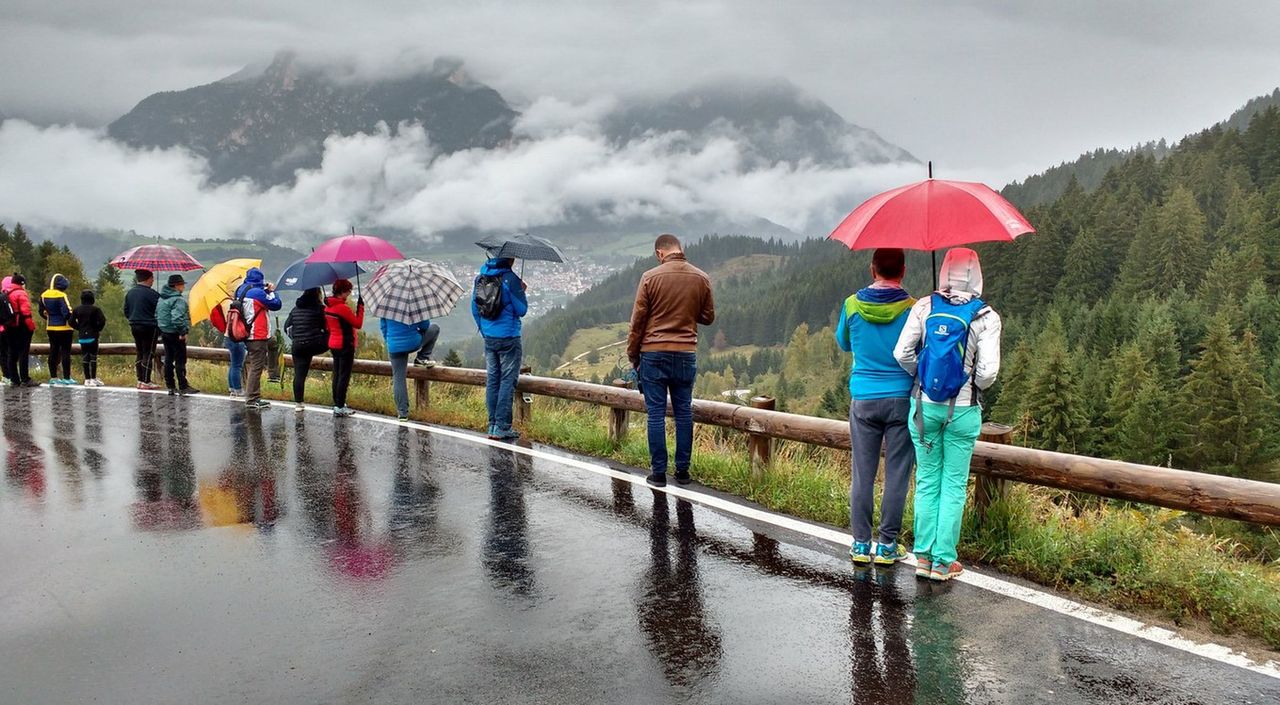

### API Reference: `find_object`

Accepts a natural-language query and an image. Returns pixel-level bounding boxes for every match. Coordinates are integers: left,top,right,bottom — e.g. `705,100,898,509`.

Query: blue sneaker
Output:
873,542,908,565
849,540,872,565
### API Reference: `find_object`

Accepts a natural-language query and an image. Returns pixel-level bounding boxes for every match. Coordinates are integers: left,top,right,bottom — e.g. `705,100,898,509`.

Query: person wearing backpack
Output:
232,267,283,410
379,315,440,422
471,256,528,439
893,248,1002,583
156,274,200,396
39,273,77,385
835,248,916,567
124,269,162,390
3,274,38,387
324,279,364,417
71,289,107,387
284,287,328,411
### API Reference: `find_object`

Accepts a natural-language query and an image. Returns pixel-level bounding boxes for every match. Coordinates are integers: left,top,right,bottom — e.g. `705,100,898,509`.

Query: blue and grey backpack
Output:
914,293,986,447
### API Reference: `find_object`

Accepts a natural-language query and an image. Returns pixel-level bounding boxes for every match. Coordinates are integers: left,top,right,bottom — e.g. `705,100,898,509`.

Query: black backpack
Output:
474,273,506,320
0,291,18,329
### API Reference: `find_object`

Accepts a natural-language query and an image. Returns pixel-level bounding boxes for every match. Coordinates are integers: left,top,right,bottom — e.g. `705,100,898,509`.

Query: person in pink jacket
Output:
0,276,11,380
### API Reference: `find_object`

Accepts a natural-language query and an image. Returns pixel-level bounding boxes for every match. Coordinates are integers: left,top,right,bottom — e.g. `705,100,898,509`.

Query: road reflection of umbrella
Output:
109,244,204,272
828,162,1035,286
276,256,364,292
306,228,404,290
189,258,260,326
364,259,465,325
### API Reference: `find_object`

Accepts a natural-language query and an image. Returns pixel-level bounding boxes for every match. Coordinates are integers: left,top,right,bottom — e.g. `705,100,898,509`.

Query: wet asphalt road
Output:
1,387,1278,705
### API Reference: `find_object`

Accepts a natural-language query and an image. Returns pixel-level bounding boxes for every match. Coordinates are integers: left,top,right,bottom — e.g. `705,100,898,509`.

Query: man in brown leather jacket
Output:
628,233,715,487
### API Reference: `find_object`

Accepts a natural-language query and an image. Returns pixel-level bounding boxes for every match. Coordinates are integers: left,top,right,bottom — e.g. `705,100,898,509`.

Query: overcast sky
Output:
2,1,1279,186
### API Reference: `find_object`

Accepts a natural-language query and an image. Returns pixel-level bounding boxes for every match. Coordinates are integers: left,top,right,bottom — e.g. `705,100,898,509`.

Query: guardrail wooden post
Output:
608,379,631,444
414,377,430,412
748,396,776,481
514,365,533,426
973,422,1013,528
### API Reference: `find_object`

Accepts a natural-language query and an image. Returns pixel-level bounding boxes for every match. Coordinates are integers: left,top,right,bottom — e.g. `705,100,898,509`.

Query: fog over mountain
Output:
0,52,920,245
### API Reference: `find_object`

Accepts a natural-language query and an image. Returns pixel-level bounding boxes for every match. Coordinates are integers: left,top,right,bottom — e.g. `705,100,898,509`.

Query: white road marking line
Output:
70,387,1280,680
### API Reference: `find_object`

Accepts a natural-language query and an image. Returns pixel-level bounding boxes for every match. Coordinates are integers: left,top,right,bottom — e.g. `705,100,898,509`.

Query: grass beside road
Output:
92,358,1280,652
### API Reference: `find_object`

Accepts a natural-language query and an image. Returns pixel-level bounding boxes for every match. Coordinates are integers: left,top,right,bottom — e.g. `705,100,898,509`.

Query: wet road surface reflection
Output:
1,388,1277,704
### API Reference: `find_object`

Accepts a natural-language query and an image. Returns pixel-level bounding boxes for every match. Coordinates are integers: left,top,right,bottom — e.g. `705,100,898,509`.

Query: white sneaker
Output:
295,402,305,412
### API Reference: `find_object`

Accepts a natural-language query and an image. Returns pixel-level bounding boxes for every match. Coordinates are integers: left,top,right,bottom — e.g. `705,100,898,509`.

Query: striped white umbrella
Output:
364,259,465,324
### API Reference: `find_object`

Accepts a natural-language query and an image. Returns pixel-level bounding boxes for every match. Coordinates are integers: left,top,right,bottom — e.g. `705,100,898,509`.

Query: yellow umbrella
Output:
189,258,261,326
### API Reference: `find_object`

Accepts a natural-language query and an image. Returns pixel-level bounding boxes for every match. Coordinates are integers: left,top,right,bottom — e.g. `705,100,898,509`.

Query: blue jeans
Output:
639,351,697,476
484,336,522,434
225,338,246,391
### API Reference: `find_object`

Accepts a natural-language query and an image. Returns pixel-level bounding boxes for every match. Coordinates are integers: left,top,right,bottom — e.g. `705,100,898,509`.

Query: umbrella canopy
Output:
475,233,565,263
189,258,260,326
306,232,404,264
364,259,466,324
276,257,364,291
828,179,1034,251
109,244,203,272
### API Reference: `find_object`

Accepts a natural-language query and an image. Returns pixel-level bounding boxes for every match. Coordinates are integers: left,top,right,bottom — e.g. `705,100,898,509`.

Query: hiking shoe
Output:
929,561,964,582
21,380,40,388
247,399,271,410
228,388,244,398
397,414,410,422
674,469,692,485
333,406,354,417
295,402,305,413
413,357,436,368
142,382,161,390
849,541,873,565
646,473,667,488
874,542,908,566
167,387,177,396
178,387,200,396
915,556,932,579
268,377,282,384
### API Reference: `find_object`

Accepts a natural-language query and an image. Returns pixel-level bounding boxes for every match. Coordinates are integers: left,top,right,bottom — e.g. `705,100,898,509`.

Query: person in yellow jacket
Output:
38,273,76,385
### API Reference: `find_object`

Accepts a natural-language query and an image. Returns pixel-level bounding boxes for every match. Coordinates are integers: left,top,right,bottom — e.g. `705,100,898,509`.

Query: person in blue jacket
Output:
379,316,441,421
835,248,916,567
471,257,528,440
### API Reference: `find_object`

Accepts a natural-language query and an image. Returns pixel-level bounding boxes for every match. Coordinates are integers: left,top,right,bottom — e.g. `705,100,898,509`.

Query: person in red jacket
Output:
3,274,38,387
324,279,364,417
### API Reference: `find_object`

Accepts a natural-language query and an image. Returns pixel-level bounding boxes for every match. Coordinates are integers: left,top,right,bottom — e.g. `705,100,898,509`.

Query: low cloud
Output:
0,101,920,244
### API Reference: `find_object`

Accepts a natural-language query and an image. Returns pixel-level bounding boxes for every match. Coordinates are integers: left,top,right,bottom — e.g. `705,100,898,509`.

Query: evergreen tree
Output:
1151,186,1209,291
1179,318,1247,474
96,263,122,290
1114,378,1179,467
1230,331,1279,478
1023,316,1088,453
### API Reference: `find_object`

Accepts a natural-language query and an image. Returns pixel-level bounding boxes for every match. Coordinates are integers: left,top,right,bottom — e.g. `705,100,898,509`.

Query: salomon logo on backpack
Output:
917,294,986,403
474,273,505,320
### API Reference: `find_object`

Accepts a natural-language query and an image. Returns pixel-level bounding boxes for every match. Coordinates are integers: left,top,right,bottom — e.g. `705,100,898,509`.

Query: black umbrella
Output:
475,233,566,263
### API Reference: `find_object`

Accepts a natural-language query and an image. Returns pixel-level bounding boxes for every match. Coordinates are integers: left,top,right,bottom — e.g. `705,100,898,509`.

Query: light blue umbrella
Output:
276,257,364,291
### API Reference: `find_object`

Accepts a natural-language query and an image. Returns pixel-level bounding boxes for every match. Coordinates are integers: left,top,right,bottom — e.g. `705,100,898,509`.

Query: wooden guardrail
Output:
28,342,1280,527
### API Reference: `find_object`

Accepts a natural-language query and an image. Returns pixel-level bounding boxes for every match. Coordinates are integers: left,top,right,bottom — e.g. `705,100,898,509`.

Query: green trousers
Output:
909,399,982,566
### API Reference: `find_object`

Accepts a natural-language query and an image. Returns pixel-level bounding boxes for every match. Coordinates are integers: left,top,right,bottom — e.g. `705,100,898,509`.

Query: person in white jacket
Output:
893,247,1002,582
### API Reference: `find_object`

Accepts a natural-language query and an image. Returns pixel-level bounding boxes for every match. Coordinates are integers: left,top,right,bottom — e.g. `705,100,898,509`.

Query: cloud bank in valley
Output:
0,101,920,242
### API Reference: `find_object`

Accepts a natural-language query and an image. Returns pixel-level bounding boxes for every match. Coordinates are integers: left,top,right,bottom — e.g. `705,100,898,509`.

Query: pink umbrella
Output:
305,229,404,290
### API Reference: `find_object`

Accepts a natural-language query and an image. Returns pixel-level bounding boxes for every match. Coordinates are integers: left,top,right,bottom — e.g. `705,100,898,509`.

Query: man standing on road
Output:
835,248,916,567
124,269,162,389
472,257,528,440
235,267,282,410
628,234,715,488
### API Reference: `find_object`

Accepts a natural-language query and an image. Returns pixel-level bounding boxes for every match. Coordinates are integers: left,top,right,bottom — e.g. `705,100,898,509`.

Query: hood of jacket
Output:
160,284,182,298
852,286,914,324
49,273,69,291
1,276,10,293
938,247,984,301
479,258,514,277
80,290,96,305
244,267,265,288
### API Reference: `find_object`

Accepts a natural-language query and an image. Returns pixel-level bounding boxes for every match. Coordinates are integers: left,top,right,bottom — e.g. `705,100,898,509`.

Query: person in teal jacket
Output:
834,248,916,567
156,274,199,395
379,317,441,421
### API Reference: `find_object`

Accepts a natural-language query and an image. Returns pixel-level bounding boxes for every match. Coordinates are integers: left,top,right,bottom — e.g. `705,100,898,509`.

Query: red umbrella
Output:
828,178,1034,252
109,244,203,272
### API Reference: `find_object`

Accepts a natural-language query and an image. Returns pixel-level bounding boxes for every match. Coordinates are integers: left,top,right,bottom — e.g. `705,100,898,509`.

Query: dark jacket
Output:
71,291,107,342
124,283,160,328
470,258,528,339
285,288,329,355
626,253,715,367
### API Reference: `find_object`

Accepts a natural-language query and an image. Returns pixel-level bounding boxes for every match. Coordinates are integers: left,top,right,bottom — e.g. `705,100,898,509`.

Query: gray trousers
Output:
849,397,915,545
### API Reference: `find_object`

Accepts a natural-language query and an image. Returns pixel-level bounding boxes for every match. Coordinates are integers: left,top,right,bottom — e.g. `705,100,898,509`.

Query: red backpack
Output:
224,294,249,343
